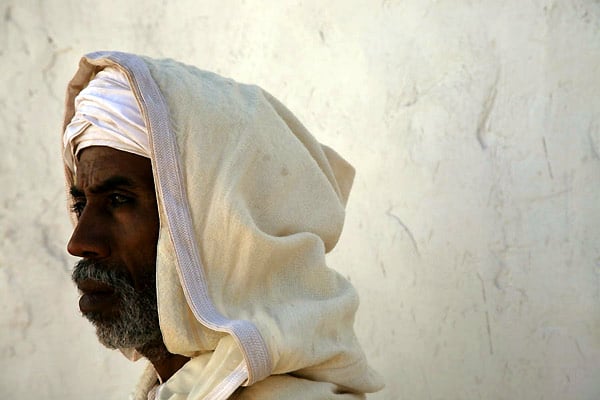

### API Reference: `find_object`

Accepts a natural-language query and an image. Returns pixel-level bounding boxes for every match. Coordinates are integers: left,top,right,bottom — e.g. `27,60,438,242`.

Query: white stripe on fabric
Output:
83,51,271,385
204,363,248,400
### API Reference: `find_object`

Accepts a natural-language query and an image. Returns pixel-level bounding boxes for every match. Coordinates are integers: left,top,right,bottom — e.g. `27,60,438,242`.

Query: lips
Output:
77,279,118,313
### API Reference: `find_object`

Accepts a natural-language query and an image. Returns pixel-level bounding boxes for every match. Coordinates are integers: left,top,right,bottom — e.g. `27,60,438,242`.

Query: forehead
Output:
74,146,154,190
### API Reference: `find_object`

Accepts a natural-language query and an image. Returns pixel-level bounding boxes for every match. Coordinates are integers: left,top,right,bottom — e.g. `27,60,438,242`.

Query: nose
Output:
67,208,110,259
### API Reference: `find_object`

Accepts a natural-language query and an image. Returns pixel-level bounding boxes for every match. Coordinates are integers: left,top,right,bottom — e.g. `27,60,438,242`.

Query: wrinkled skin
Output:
68,146,188,381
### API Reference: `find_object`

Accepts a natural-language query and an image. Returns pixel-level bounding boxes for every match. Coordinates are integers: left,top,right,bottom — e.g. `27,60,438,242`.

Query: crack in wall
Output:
476,70,500,150
386,207,421,258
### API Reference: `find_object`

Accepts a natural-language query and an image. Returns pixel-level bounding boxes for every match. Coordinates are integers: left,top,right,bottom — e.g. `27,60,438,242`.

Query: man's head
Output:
68,146,161,350
62,65,161,351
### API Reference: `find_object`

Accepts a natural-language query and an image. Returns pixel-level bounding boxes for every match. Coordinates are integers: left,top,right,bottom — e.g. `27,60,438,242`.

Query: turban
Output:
63,67,149,172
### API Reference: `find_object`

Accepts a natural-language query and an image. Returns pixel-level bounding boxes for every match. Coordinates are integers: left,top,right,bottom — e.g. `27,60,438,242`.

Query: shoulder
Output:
231,374,366,400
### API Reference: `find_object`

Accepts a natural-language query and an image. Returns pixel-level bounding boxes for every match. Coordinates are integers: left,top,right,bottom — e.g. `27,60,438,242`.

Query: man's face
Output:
68,146,161,349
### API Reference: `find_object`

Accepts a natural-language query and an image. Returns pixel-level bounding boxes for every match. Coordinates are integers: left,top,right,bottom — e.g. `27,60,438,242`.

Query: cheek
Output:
114,212,158,265
126,200,159,244
120,224,159,288
135,212,159,259
112,198,159,278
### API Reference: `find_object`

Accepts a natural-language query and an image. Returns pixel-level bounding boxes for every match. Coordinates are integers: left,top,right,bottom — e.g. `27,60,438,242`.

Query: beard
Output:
71,260,162,350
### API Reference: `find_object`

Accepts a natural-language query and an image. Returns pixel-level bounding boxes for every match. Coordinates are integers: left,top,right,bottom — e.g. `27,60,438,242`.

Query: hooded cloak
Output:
62,51,383,400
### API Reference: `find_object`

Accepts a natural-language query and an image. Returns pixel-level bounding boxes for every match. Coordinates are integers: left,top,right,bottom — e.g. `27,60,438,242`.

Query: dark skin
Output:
68,146,189,381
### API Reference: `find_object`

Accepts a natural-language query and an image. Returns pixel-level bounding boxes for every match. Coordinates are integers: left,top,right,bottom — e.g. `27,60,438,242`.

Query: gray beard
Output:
71,260,162,350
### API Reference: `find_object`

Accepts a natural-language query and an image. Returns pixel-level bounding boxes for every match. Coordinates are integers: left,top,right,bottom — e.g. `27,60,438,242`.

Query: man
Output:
62,51,382,399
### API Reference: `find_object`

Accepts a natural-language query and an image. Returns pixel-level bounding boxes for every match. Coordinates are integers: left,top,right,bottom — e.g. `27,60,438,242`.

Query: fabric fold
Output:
62,51,384,399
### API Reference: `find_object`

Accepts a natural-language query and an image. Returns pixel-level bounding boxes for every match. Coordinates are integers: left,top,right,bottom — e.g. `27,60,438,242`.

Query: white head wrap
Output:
63,66,149,172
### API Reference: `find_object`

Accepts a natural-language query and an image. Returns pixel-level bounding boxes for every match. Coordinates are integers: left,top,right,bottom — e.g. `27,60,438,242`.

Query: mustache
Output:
71,259,134,290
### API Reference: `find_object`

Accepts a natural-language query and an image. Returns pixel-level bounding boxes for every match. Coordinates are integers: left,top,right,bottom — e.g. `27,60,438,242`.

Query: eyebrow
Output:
70,176,137,198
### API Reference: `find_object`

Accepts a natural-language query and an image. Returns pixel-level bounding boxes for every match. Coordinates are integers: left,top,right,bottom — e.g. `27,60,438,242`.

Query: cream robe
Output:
62,51,383,399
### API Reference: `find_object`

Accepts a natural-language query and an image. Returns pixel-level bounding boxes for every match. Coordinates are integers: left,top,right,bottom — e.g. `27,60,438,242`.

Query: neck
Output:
136,340,190,382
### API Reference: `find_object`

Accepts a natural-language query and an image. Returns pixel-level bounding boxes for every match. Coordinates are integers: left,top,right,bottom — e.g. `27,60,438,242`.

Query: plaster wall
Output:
1,1,599,399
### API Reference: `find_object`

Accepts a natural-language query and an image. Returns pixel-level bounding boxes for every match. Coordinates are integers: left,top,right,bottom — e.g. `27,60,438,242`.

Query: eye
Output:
109,193,132,207
70,199,86,218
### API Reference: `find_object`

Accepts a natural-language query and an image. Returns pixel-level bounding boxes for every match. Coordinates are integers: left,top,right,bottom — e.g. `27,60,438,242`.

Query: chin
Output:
89,315,162,350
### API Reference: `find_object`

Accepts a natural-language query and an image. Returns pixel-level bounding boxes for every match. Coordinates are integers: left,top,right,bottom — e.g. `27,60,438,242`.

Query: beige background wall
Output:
1,1,599,399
